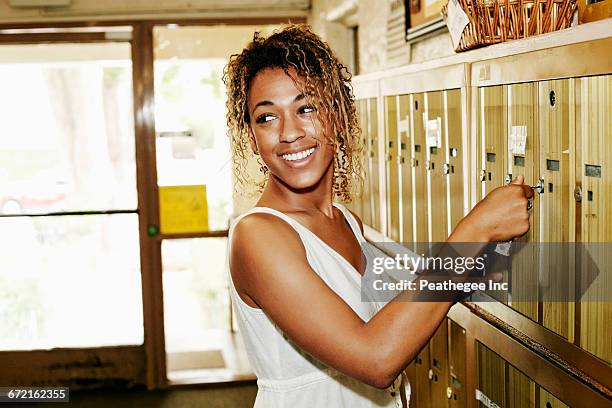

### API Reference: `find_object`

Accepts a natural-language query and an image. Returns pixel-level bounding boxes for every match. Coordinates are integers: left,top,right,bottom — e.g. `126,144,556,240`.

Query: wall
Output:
309,0,455,74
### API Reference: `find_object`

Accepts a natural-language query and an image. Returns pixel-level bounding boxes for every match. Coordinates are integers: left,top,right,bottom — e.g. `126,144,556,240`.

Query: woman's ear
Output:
248,126,259,155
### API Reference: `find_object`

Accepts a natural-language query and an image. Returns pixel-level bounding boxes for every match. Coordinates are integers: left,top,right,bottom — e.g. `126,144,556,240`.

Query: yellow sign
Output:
159,185,208,234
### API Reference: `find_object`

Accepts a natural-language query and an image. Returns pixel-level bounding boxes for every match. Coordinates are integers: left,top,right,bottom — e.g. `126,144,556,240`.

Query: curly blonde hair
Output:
223,24,363,202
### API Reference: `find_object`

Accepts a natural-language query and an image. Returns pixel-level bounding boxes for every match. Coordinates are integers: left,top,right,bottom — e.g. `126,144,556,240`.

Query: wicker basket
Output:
442,0,578,52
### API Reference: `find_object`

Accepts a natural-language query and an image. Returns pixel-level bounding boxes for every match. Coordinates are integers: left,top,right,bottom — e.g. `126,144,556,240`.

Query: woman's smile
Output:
279,146,317,167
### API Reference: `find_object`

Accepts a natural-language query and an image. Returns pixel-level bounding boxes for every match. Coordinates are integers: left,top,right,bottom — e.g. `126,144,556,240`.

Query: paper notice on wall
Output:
426,118,442,148
446,0,470,49
159,185,209,234
509,126,527,155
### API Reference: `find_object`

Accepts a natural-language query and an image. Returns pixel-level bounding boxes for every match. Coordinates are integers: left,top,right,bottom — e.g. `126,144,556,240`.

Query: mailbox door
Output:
411,93,428,244
399,94,414,244
414,344,432,408
369,97,382,232
350,99,365,219
385,95,401,242
429,320,450,407
478,85,509,303
445,89,465,233
539,387,570,408
426,91,448,242
506,365,536,407
507,82,540,322
538,79,575,342
577,75,612,364
476,343,506,408
448,320,467,408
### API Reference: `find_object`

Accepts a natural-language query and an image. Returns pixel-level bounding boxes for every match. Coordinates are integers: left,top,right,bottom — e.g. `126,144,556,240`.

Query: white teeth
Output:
282,147,315,161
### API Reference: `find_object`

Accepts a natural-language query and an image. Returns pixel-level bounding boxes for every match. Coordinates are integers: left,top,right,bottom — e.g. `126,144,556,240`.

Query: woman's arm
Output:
230,179,533,389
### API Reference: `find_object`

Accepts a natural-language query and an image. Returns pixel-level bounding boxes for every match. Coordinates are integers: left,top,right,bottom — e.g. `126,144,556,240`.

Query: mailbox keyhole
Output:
488,172,492,181
548,183,553,193
415,100,419,110
549,90,556,107
546,402,553,408
451,165,455,174
588,191,593,201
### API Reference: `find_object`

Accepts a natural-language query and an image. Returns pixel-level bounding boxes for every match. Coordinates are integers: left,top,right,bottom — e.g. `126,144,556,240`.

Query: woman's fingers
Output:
511,175,525,185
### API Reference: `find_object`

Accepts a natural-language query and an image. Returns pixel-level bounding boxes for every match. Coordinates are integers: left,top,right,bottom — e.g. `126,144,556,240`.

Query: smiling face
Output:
247,67,335,192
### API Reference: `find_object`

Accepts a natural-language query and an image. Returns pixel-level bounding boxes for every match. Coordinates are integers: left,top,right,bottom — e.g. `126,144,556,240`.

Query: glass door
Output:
151,23,281,383
0,28,149,386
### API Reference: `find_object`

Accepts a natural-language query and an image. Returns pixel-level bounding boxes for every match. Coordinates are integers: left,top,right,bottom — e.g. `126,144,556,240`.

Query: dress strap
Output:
332,203,366,243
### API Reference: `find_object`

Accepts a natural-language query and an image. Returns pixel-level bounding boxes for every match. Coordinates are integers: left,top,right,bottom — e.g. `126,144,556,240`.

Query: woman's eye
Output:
300,105,316,114
255,114,276,124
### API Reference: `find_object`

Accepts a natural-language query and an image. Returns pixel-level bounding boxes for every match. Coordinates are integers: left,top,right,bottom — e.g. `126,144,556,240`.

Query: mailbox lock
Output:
428,369,434,380
447,387,453,399
549,90,556,107
574,186,582,202
532,178,545,194
504,173,513,184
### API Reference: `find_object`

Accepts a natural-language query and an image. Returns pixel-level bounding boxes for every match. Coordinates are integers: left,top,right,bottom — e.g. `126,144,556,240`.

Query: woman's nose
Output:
279,114,305,143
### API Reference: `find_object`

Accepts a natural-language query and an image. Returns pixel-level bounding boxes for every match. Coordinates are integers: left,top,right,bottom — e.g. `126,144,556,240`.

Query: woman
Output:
223,24,533,407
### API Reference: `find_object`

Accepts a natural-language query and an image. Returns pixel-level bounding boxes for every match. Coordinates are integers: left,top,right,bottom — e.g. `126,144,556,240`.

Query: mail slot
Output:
384,95,401,242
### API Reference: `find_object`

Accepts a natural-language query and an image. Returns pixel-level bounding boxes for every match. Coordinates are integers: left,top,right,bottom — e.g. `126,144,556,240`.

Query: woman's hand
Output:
453,175,534,242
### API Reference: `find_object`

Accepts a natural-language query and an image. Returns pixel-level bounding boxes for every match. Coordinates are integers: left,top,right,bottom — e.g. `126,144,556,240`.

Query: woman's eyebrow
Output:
252,93,306,112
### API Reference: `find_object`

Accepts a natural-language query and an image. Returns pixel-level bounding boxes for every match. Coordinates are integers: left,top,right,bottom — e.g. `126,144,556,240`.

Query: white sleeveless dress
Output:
227,202,410,407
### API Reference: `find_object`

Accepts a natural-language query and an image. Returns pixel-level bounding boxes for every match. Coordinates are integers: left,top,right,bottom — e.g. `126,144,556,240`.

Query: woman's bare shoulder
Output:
230,211,307,276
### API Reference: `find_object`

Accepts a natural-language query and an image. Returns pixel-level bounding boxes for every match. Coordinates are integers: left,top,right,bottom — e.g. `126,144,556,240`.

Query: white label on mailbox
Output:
476,389,501,408
446,0,470,50
509,125,527,155
398,119,409,134
426,118,442,148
